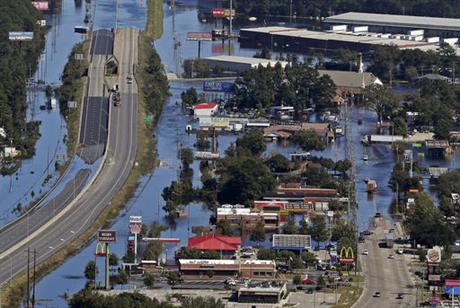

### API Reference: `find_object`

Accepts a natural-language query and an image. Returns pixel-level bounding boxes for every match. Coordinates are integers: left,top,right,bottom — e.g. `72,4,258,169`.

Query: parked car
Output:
362,250,369,255
373,292,381,298
396,293,404,299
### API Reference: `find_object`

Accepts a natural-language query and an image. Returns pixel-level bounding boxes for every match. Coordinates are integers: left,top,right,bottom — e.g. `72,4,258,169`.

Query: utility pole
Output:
32,249,36,308
289,0,293,23
26,248,30,308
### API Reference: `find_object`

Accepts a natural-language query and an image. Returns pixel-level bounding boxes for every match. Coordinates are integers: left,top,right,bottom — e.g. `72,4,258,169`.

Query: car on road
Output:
362,230,373,236
127,75,133,84
373,292,381,298
396,248,404,254
396,293,404,299
388,254,395,259
362,250,369,255
375,212,382,218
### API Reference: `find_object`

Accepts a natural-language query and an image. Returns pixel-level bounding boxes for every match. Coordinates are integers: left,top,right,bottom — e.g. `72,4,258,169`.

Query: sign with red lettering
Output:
32,1,49,11
212,8,235,17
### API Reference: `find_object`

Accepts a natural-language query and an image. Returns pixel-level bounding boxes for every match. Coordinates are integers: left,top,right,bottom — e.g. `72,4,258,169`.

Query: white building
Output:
203,55,289,73
2,147,19,158
192,103,218,118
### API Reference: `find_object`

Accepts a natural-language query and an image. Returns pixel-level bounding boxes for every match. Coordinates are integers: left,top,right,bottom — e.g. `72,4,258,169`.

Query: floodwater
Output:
33,1,460,306
0,1,90,227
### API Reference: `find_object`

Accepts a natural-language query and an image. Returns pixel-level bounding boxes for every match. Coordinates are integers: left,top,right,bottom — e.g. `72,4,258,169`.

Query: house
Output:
1,147,20,158
192,103,218,118
187,234,241,253
318,70,382,99
263,123,330,141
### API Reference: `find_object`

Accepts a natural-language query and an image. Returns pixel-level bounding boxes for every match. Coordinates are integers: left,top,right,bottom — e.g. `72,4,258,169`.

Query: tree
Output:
109,253,119,267
250,221,266,243
236,128,266,156
364,84,400,123
293,275,302,285
217,156,276,205
283,216,298,234
216,220,233,236
369,45,400,82
309,216,329,247
144,273,155,288
334,159,352,175
84,261,98,281
290,129,325,151
405,193,455,247
257,248,277,260
180,87,198,107
143,241,163,261
266,153,291,172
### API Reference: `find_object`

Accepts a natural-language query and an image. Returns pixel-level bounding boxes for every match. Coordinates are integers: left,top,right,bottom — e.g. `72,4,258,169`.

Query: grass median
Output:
145,0,163,40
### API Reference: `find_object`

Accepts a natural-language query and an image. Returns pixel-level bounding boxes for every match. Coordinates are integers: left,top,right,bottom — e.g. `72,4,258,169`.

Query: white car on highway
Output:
362,250,369,255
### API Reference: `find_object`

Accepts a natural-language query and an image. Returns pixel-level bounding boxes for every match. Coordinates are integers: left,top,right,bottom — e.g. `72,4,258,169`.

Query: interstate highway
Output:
0,28,139,287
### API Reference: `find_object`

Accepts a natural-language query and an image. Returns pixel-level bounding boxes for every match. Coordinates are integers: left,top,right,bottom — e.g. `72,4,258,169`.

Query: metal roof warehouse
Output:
239,26,436,53
325,12,460,36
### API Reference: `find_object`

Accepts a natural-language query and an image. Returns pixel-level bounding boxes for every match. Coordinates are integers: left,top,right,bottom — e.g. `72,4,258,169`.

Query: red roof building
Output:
193,103,218,110
188,234,241,251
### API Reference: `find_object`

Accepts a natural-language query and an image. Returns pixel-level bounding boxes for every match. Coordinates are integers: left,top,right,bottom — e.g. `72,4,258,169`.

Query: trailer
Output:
362,135,404,144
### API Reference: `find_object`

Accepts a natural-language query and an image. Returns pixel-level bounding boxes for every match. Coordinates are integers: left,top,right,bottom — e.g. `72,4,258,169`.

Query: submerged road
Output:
355,218,416,308
0,28,139,287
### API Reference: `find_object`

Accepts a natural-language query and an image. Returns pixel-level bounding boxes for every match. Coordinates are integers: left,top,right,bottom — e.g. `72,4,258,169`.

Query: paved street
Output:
355,218,416,307
0,28,139,287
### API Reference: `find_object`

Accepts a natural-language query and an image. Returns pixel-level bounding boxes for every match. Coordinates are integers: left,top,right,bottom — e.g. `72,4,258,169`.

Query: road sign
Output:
97,230,117,243
187,32,212,41
8,32,34,41
129,224,142,234
203,81,235,93
212,8,235,17
32,1,49,11
129,215,142,224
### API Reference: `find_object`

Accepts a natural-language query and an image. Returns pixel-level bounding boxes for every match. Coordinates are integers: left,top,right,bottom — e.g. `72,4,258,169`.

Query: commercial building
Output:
187,234,241,252
237,281,287,304
178,259,277,280
202,55,289,73
192,103,218,118
263,123,330,141
325,12,460,37
318,70,382,96
216,206,280,231
239,26,436,53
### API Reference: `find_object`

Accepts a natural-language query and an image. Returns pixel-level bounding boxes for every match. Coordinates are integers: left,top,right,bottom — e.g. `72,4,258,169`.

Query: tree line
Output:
233,0,460,19
0,0,48,170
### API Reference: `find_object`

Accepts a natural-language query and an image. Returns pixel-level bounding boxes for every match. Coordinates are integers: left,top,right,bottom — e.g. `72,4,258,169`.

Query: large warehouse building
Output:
324,12,460,37
239,26,437,53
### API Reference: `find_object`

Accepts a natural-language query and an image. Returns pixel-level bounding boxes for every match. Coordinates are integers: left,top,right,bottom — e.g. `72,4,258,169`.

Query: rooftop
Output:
178,259,275,265
188,234,241,251
203,55,289,67
318,70,382,88
193,103,218,110
325,12,460,32
240,26,436,50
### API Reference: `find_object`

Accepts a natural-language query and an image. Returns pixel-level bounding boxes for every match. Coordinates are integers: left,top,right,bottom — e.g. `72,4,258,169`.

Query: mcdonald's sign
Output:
339,246,354,264
95,241,110,257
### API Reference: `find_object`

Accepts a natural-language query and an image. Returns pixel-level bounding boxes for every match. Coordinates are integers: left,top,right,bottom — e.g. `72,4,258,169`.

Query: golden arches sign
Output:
95,241,110,257
339,246,354,264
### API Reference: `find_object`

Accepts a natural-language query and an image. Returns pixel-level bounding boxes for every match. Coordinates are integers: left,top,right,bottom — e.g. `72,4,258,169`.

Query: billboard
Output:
129,215,142,224
187,32,212,41
199,117,229,128
272,234,311,250
212,8,235,17
32,1,49,10
97,230,117,243
203,81,235,93
129,224,142,234
8,32,34,41
426,246,441,263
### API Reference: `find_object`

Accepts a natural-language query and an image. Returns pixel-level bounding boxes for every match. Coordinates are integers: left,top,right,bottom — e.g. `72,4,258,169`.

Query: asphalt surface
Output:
90,29,114,55
355,218,416,308
0,28,138,288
